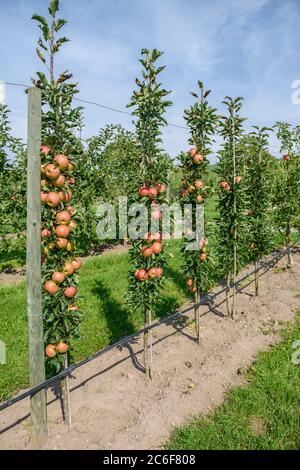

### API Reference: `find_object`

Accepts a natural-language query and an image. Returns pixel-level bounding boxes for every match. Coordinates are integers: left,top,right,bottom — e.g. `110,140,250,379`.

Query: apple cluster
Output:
180,149,208,204
39,144,81,359
219,175,243,192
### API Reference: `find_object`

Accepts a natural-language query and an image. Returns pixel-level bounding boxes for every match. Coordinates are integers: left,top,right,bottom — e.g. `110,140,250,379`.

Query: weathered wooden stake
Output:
61,355,72,428
26,87,47,446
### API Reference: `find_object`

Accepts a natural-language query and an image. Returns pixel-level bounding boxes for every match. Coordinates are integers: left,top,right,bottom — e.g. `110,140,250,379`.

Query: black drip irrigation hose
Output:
0,240,298,413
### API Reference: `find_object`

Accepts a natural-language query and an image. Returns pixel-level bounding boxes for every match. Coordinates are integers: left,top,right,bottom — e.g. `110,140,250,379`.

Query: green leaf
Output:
54,18,67,32
38,39,48,51
31,14,48,28
36,48,46,64
48,0,59,17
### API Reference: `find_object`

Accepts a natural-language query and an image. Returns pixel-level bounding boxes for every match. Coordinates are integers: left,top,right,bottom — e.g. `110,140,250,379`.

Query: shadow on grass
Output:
91,281,136,343
0,246,26,271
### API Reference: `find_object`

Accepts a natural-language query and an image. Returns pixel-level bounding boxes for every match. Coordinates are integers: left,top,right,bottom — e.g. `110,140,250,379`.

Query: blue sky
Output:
1,0,300,158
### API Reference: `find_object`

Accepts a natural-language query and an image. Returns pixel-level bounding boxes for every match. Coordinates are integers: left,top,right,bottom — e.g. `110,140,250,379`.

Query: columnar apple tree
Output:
32,0,83,372
217,97,246,319
179,81,218,344
126,49,172,378
0,105,26,257
273,122,300,267
245,126,273,295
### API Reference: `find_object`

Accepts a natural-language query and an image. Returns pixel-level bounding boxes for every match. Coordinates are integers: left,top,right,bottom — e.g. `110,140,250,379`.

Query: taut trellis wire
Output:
2,81,283,148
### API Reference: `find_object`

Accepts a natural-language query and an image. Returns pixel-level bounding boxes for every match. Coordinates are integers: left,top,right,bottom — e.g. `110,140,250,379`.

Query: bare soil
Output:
0,248,299,450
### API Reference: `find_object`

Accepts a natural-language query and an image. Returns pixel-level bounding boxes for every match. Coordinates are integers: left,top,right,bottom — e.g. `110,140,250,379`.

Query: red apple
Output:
56,341,69,354
41,145,51,156
67,206,76,215
148,187,158,199
189,148,198,157
219,181,230,191
141,246,153,257
63,262,75,276
156,267,163,277
156,183,166,193
134,269,148,281
47,192,61,207
45,163,60,180
138,185,149,197
45,344,56,358
59,190,72,202
193,154,204,164
41,191,48,203
55,225,70,238
71,258,81,271
148,267,158,278
52,174,66,187
41,229,51,238
194,180,204,190
64,286,76,298
44,280,58,295
54,154,69,170
152,241,162,254
56,211,71,225
52,271,65,284
56,238,68,249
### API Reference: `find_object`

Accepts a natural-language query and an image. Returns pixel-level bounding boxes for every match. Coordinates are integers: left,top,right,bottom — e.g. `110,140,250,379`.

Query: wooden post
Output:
26,87,47,446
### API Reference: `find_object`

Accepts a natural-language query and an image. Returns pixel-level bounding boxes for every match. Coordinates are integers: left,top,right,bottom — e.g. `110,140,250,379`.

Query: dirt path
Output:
0,249,299,450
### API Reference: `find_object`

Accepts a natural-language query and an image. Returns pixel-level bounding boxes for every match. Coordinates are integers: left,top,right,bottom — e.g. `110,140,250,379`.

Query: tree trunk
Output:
287,245,293,268
226,274,231,317
232,245,237,321
255,259,259,296
286,227,293,268
144,309,152,379
194,289,201,346
61,355,71,428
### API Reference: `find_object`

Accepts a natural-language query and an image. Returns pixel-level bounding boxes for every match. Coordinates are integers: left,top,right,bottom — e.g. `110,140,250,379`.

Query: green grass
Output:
166,312,300,450
0,237,26,271
0,240,188,401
